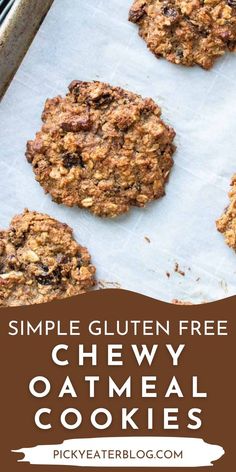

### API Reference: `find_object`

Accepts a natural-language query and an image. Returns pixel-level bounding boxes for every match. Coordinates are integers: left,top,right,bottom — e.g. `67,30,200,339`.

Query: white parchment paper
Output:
1,0,236,303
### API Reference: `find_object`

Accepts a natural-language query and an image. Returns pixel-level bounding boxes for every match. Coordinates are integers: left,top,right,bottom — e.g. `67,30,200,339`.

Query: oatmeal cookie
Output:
129,0,236,69
216,175,236,250
26,81,176,217
0,210,96,307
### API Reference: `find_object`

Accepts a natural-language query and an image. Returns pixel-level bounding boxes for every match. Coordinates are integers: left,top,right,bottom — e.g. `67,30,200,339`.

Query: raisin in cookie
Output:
216,175,236,250
0,210,96,307
129,0,236,69
26,81,176,217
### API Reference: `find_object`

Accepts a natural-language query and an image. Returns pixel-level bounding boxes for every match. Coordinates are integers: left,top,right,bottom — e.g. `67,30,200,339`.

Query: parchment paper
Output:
1,0,236,303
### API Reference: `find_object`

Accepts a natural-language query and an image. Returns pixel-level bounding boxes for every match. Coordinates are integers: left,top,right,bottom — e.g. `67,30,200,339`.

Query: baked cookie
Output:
26,81,176,217
216,175,236,250
0,210,96,307
129,0,236,69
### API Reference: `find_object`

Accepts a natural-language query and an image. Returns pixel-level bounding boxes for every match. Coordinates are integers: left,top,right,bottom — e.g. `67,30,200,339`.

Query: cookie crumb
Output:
174,262,185,276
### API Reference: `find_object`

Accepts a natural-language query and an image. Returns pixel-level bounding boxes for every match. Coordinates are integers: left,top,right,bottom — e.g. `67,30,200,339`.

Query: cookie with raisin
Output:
0,210,96,307
129,0,236,69
26,81,176,217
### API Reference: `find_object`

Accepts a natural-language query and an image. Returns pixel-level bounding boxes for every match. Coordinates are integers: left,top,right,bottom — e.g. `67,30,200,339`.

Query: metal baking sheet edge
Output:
0,0,53,99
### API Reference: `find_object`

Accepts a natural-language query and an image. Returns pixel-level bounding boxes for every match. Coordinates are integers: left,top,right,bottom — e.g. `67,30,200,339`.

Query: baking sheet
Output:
1,0,236,304
0,0,54,98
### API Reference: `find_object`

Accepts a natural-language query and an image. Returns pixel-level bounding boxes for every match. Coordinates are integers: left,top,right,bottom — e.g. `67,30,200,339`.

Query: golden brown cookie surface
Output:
217,175,236,250
26,81,175,217
0,210,96,307
129,0,236,69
